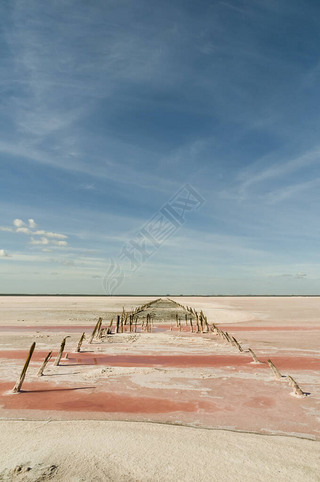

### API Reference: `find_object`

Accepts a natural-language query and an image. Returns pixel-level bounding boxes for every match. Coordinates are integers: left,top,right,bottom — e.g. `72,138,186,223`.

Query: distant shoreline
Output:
0,294,320,297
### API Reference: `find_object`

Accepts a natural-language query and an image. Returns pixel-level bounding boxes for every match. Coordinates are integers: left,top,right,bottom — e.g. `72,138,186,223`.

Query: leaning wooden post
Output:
232,337,243,352
37,351,52,377
89,317,102,343
287,375,306,397
267,359,282,379
190,318,193,332
54,336,69,366
12,342,36,393
248,348,261,363
76,332,86,352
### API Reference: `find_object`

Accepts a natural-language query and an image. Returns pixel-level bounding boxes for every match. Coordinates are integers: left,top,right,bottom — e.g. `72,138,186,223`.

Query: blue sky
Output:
1,0,320,294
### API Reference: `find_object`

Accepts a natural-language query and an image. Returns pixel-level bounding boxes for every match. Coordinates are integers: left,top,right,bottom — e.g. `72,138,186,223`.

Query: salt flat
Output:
0,296,319,481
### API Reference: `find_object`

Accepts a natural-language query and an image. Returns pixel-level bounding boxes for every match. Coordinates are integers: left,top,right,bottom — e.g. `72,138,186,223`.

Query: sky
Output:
1,0,320,295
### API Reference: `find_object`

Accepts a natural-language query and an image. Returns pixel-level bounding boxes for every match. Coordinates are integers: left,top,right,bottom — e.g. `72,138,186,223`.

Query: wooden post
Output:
76,332,86,352
12,342,36,393
54,336,69,366
248,348,261,363
190,318,193,332
89,317,102,343
116,315,120,333
37,351,52,377
287,376,306,397
232,337,243,352
267,359,282,379
98,320,104,339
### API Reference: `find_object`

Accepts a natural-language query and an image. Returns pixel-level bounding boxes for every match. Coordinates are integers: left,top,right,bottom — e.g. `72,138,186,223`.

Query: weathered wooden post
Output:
248,348,261,364
12,342,36,393
232,337,243,352
267,359,282,379
37,351,52,377
116,315,120,333
54,336,70,366
89,317,102,343
287,375,306,397
76,332,86,352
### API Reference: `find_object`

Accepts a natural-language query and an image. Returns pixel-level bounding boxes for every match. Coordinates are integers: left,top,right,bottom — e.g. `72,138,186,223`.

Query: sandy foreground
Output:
0,296,319,481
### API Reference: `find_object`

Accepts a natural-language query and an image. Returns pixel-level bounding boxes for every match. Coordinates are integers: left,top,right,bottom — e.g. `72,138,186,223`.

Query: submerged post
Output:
37,351,52,377
13,342,36,393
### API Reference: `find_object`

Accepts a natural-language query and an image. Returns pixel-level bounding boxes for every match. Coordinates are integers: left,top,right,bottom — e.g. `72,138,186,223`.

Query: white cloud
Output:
16,227,32,234
28,218,37,228
0,227,13,232
52,240,68,246
0,249,9,258
30,237,49,245
34,230,67,239
13,219,25,228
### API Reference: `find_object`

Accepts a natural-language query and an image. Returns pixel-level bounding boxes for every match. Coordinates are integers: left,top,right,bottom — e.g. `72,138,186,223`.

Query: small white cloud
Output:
34,230,67,239
13,219,25,228
42,248,52,252
0,227,13,232
0,249,9,258
28,219,37,228
16,227,32,235
295,272,307,279
52,240,68,246
30,237,49,245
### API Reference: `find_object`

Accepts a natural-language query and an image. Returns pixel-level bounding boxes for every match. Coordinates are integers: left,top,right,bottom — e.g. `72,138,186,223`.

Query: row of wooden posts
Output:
12,298,308,398
168,298,308,398
12,298,162,393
